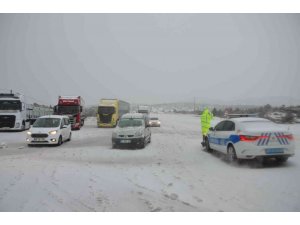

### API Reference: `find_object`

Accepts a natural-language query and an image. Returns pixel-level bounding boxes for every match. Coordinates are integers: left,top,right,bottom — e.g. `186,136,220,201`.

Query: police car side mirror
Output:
209,127,214,131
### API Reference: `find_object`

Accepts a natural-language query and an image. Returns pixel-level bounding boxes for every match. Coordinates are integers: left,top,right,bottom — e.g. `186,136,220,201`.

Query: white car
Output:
26,115,72,146
204,117,295,163
112,113,151,149
149,117,161,127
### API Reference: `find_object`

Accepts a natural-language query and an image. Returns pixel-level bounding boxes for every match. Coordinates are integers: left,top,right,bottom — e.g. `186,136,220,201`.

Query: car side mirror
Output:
209,127,214,131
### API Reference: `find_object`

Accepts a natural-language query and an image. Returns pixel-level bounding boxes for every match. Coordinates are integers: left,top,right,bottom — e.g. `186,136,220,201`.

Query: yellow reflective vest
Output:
201,109,213,136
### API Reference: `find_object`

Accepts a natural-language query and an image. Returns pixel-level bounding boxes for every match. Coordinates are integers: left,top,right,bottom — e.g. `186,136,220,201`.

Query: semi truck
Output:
54,96,85,130
97,99,130,128
0,91,52,131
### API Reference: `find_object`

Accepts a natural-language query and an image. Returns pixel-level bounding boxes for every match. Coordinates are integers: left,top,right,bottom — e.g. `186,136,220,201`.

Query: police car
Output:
204,117,295,163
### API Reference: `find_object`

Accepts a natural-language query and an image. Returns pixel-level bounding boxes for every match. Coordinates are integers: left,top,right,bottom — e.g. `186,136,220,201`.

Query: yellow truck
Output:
97,99,130,128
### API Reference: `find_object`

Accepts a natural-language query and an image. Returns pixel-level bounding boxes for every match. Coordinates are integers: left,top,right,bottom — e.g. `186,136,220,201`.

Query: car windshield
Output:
150,117,158,120
33,118,61,128
118,119,143,128
0,100,21,110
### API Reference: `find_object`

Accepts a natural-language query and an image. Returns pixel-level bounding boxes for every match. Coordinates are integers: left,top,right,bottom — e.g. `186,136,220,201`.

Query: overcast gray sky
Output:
0,14,299,106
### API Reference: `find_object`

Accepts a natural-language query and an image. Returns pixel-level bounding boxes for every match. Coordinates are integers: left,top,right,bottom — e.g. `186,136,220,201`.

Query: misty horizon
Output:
1,14,299,106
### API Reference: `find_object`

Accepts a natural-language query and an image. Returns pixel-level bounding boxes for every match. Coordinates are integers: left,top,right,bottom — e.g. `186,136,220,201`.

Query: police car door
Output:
209,121,226,152
218,121,235,154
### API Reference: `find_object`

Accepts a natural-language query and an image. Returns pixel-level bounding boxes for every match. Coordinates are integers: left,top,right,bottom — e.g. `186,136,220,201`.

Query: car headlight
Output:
49,130,57,135
135,130,143,137
27,131,32,135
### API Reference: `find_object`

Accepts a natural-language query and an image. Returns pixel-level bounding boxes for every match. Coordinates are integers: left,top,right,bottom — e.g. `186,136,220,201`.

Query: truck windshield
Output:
33,118,61,128
98,106,115,114
0,100,21,110
118,119,143,128
57,106,79,115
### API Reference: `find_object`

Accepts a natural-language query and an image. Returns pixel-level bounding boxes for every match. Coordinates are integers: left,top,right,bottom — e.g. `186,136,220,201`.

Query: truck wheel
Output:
21,120,26,131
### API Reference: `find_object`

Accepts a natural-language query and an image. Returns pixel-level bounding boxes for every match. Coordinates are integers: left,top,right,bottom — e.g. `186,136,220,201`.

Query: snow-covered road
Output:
0,114,299,211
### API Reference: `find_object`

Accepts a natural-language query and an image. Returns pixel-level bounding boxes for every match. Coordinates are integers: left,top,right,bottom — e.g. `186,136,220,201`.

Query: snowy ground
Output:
0,114,299,212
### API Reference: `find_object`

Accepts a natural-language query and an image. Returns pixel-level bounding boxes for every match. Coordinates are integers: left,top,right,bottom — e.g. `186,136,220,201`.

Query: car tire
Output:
57,136,62,146
140,138,146,149
276,156,289,163
227,144,237,163
67,132,72,141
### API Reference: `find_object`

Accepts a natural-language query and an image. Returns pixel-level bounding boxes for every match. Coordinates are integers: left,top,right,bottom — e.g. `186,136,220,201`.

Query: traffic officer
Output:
201,107,214,147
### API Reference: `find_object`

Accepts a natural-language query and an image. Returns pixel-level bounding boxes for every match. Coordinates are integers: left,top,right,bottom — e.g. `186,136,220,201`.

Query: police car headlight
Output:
27,131,32,135
49,130,57,135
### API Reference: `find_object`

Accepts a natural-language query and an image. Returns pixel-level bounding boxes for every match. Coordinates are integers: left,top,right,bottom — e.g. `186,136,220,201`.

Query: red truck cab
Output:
54,96,85,130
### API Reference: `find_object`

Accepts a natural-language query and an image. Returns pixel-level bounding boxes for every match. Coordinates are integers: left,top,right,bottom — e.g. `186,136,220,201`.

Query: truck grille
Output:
100,114,112,123
31,133,48,138
69,116,75,125
0,115,16,128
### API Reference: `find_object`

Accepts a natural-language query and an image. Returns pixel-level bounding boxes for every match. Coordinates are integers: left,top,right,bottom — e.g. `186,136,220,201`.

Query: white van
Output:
112,113,151,149
26,115,72,146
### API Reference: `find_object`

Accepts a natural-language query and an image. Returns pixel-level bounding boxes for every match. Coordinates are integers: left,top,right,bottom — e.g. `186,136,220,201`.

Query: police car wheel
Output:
227,145,237,163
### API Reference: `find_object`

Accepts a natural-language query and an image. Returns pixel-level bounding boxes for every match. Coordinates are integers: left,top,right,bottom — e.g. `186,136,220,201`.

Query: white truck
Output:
137,105,150,115
0,91,52,131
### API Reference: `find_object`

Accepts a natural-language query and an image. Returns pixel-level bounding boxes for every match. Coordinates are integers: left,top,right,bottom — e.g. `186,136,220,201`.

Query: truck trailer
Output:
0,91,52,131
54,96,85,130
97,99,130,128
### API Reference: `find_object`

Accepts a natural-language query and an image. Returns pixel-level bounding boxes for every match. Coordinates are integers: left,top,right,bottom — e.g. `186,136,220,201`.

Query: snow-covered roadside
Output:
0,114,299,211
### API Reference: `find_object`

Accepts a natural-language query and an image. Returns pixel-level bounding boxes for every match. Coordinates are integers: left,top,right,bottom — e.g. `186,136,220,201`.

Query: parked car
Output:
26,115,72,146
149,117,161,127
112,113,151,149
204,117,295,163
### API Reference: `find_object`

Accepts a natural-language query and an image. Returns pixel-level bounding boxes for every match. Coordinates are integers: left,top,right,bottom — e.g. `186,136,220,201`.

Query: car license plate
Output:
34,138,45,142
120,140,131,143
265,148,284,154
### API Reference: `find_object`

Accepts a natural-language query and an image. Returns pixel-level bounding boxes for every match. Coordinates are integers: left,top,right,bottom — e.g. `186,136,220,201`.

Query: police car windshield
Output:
33,118,61,128
118,119,143,128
